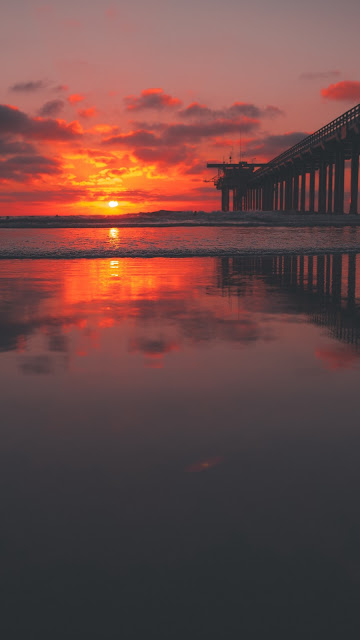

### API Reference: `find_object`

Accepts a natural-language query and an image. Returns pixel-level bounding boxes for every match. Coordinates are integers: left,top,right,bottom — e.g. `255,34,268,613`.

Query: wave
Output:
1,246,359,259
1,210,360,229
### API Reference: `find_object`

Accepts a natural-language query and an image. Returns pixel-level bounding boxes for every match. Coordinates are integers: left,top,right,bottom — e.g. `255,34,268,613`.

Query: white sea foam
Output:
1,210,360,229
1,226,360,259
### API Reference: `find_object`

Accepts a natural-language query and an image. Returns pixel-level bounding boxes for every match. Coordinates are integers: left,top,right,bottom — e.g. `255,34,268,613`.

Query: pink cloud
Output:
68,93,86,105
321,81,360,101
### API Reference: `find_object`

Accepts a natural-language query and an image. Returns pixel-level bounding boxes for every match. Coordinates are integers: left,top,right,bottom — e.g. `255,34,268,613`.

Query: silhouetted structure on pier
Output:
208,103,360,214
206,161,265,212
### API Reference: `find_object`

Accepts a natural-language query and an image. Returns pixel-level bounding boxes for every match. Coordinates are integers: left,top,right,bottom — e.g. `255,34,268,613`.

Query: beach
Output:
2,228,360,637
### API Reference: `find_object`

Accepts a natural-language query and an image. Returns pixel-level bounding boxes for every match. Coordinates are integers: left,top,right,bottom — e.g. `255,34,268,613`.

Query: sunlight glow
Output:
108,201,119,208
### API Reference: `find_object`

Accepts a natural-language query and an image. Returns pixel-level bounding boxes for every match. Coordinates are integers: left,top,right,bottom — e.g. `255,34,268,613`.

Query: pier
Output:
208,103,360,215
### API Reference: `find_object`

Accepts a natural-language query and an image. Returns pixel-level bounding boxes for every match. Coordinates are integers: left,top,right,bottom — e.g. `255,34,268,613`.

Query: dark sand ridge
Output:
1,210,360,228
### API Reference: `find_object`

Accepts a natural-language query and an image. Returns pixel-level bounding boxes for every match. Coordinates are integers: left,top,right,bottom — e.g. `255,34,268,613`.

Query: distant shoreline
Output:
1,210,360,228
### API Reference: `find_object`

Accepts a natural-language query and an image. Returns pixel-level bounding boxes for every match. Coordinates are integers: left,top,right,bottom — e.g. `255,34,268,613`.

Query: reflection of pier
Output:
216,252,360,346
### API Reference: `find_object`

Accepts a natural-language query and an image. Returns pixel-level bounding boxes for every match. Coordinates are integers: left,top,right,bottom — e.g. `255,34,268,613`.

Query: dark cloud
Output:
162,118,259,144
103,110,261,169
179,102,284,120
38,100,65,117
300,70,341,80
183,162,206,175
0,154,61,182
104,97,283,169
245,132,308,159
53,84,69,92
0,138,36,154
132,145,194,166
0,187,90,203
179,102,260,119
0,104,32,133
264,105,285,117
104,117,259,150
10,80,49,92
129,120,167,131
0,186,211,205
103,129,160,147
108,187,215,203
124,88,182,111
0,104,82,141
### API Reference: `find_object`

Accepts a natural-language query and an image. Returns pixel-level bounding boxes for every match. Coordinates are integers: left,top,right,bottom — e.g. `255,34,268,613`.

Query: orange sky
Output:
1,0,360,215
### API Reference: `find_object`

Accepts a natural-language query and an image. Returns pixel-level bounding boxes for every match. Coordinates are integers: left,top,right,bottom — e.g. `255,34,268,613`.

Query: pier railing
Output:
254,102,360,176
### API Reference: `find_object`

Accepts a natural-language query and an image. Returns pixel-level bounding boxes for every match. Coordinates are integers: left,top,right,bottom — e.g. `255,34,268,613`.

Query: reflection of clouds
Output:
180,310,267,344
45,329,69,353
1,255,360,379
0,258,277,377
0,267,62,352
126,300,274,346
185,456,225,472
129,335,179,368
19,355,53,375
129,336,179,356
315,347,359,371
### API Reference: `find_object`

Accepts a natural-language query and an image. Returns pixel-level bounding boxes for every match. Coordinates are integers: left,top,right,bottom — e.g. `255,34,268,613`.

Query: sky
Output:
1,0,360,215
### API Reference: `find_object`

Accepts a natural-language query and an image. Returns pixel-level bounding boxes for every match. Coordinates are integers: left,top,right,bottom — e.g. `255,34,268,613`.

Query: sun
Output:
108,200,119,208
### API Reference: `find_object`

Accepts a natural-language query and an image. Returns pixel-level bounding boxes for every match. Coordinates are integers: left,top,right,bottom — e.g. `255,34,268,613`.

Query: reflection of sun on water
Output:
110,260,119,277
109,228,119,239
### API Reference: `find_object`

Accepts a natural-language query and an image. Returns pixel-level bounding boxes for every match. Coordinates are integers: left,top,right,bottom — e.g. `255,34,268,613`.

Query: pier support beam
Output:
293,172,299,211
308,255,313,291
332,254,342,302
233,188,238,211
221,188,229,212
318,159,327,213
327,162,333,214
317,255,325,295
285,173,293,210
350,142,359,215
262,184,267,211
348,253,356,308
309,164,315,212
300,171,306,212
334,145,345,214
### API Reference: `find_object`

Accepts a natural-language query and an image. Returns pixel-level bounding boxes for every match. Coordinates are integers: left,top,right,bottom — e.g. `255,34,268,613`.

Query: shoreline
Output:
1,211,360,228
1,247,360,260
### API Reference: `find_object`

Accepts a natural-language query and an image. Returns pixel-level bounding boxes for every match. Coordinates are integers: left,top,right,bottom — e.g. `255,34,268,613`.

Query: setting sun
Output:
108,201,119,208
